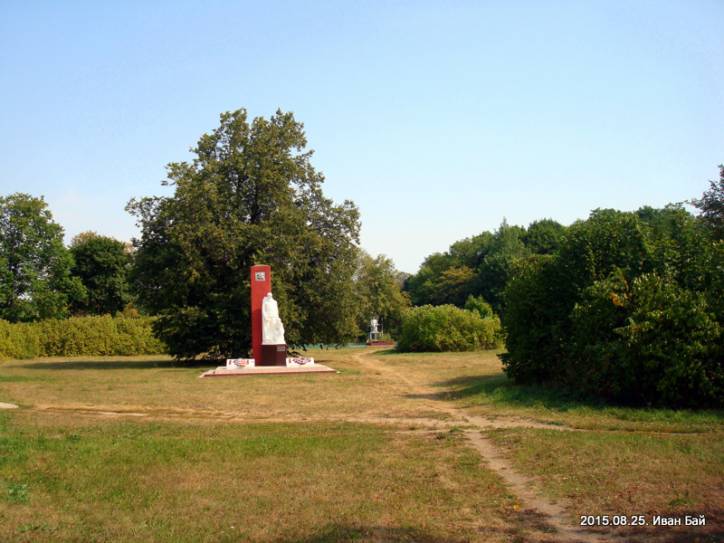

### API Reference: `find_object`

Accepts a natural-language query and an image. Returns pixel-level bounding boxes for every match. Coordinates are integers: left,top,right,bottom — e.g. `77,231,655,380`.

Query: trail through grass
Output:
0,347,721,542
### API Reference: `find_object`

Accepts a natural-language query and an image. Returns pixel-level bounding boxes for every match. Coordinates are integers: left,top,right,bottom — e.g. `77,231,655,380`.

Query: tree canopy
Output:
353,252,410,337
404,219,558,312
70,232,132,315
0,193,84,321
691,164,723,240
127,109,361,359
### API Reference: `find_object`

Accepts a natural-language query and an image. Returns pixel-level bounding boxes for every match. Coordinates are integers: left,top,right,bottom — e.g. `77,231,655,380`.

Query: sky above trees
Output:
1,0,722,272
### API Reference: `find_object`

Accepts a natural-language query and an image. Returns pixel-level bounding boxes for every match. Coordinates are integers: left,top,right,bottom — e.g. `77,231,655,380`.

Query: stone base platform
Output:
200,364,336,378
366,340,395,346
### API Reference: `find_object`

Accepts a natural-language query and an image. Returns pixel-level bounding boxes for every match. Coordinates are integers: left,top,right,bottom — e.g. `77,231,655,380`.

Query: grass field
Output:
1,347,722,542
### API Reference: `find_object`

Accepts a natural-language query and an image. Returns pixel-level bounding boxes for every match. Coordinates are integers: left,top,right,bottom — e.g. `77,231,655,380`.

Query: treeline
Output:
1,109,412,361
0,191,410,359
404,168,723,408
0,194,133,323
405,218,565,312
0,193,166,359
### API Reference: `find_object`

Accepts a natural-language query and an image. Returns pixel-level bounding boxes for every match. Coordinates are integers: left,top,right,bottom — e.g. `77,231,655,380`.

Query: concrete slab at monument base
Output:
200,364,336,378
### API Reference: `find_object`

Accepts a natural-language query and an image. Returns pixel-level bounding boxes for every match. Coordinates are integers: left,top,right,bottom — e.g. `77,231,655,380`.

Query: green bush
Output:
0,321,41,360
502,206,723,408
396,304,502,352
464,295,494,318
568,273,722,407
501,255,570,383
0,315,166,359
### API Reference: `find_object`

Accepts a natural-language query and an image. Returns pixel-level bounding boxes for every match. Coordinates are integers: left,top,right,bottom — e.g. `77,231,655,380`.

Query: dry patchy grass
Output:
1,346,722,542
487,427,724,542
0,411,521,543
0,349,443,423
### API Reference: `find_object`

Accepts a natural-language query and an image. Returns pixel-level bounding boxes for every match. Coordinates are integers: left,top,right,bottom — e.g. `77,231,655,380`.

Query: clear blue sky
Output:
1,1,722,272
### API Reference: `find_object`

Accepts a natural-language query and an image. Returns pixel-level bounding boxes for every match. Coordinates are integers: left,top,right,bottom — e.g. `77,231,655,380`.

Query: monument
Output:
249,264,293,366
261,292,287,365
366,315,394,346
369,317,381,342
200,264,335,377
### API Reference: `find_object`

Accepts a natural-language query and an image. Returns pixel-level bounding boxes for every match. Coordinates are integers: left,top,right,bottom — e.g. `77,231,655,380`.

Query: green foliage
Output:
405,255,474,307
433,266,477,307
70,232,132,315
353,252,410,338
569,273,721,407
404,219,562,313
127,109,361,359
500,255,567,383
396,305,501,352
475,221,530,311
0,194,85,322
0,316,165,359
502,205,723,408
521,219,565,255
690,165,723,240
0,320,40,360
463,294,493,318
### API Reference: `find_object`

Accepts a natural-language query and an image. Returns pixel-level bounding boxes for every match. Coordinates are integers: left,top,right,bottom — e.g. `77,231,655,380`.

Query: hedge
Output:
567,272,722,407
396,304,502,352
0,315,166,359
502,207,723,408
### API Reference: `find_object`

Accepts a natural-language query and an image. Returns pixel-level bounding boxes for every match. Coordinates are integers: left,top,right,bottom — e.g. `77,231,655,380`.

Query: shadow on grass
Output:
409,372,607,412
411,374,724,423
17,359,217,371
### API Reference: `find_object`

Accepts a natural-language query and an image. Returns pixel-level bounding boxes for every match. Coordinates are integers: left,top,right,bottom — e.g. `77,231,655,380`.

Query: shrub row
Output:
396,304,502,352
0,315,166,359
502,207,723,408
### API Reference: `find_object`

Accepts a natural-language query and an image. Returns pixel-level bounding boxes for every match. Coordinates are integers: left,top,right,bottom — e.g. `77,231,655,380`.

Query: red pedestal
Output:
261,344,287,366
250,265,271,364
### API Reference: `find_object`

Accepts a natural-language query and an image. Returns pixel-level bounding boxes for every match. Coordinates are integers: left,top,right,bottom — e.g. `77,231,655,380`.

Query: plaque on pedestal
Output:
261,344,287,366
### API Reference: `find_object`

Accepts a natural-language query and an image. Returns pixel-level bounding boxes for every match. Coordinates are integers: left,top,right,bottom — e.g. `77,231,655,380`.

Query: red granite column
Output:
250,265,271,364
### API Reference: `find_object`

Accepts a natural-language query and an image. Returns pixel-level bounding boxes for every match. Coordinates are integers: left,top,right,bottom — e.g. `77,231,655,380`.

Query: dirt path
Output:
353,349,614,543
351,349,573,431
25,348,616,542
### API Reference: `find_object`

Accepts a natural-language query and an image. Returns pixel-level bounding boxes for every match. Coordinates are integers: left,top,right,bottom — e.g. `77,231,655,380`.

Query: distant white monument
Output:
369,317,382,341
262,292,286,345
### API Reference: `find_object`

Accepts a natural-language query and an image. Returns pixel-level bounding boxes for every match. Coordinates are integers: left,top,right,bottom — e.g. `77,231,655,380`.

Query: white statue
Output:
370,318,379,334
262,292,286,345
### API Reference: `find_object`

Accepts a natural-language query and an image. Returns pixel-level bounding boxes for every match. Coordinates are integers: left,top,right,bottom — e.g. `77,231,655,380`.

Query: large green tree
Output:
0,193,84,321
127,109,361,358
475,220,530,311
70,232,132,315
353,251,410,338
